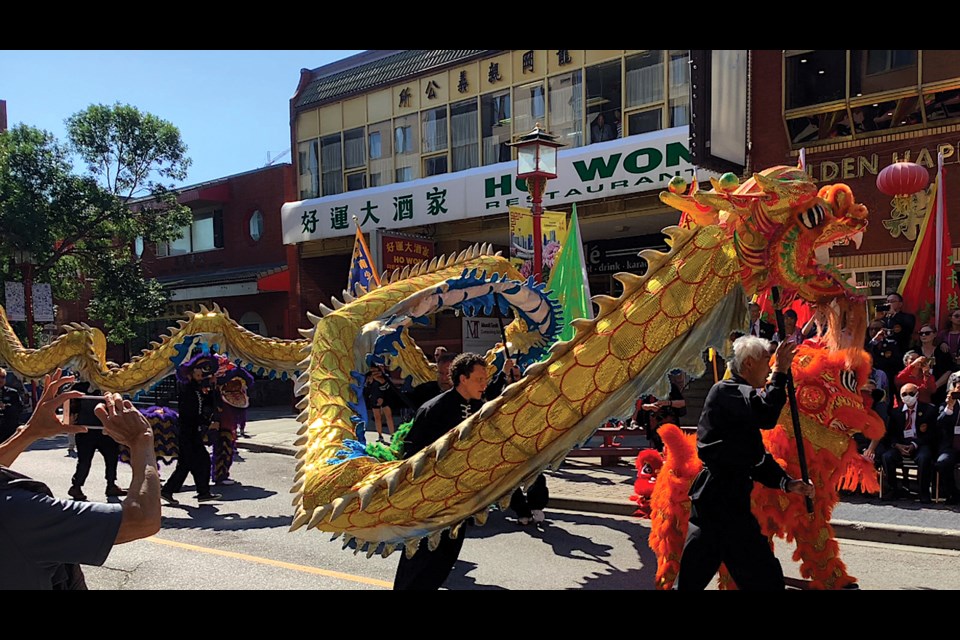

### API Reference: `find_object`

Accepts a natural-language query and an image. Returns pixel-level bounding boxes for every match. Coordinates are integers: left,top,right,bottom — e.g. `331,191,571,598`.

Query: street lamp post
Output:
510,124,563,284
12,249,35,349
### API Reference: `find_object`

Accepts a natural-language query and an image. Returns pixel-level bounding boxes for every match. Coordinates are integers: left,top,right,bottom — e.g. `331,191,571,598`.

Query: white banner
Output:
282,126,704,244
4,282,25,322
32,283,54,322
462,317,504,355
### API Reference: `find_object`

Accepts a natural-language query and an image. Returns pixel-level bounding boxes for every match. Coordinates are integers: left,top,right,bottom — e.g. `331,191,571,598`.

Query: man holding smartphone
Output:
876,292,916,354
936,372,960,505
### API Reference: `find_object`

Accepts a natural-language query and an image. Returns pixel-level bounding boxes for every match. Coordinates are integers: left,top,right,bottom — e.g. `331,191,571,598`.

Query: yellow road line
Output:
147,536,392,588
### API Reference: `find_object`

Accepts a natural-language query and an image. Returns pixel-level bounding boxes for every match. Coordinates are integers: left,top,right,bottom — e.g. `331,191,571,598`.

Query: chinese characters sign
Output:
3,282,53,322
282,127,702,243
381,234,435,272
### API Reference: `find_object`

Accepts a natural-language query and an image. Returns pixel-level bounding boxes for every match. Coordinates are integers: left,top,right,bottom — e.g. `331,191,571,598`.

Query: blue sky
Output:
1,50,364,188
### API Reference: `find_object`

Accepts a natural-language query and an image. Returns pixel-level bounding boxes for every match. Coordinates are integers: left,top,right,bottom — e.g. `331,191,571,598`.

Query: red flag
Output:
898,152,958,331
754,292,814,332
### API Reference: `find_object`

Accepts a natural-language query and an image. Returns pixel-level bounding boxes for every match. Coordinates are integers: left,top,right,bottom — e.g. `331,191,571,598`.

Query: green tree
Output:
0,103,193,345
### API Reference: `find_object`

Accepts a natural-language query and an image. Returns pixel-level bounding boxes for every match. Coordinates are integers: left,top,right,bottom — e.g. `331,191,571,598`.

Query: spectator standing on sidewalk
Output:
0,367,24,443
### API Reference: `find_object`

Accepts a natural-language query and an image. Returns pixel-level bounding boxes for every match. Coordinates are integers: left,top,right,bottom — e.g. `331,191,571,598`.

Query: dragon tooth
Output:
330,297,345,310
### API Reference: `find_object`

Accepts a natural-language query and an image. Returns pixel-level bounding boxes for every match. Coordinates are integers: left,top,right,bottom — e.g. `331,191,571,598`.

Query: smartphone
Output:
63,395,108,428
950,390,960,400
875,303,891,312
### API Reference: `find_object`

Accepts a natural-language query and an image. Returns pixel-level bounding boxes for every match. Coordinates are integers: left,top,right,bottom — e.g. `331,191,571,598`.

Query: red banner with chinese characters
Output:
381,234,435,272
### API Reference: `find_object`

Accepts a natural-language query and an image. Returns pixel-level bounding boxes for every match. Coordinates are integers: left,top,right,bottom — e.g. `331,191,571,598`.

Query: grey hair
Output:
729,335,773,375
948,371,960,389
903,350,918,366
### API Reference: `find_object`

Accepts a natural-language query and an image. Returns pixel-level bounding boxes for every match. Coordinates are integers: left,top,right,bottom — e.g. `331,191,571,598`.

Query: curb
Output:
235,440,960,551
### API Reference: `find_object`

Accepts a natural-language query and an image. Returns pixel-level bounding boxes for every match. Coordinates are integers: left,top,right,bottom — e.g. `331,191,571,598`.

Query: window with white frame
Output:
156,210,223,257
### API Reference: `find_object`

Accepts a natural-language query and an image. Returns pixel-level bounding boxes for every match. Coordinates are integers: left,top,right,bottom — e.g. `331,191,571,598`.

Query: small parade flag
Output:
346,220,381,297
899,151,957,329
546,203,594,342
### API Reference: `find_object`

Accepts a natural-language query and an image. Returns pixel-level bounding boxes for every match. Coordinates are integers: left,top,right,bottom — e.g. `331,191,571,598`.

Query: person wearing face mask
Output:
877,382,939,503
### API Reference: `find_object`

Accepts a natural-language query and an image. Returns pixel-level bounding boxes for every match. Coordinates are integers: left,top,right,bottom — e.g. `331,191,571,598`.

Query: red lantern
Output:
876,161,930,197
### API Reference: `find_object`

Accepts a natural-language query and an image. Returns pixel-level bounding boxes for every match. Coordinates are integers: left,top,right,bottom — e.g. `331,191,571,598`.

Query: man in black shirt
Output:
0,368,24,443
674,336,814,590
878,291,916,355
393,352,489,590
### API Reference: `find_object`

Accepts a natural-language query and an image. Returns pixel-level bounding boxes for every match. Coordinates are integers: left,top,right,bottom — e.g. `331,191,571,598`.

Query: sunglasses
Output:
919,331,935,336
901,391,918,397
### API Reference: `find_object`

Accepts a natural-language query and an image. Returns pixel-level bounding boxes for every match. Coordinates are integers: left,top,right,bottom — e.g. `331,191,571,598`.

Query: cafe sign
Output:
282,126,702,244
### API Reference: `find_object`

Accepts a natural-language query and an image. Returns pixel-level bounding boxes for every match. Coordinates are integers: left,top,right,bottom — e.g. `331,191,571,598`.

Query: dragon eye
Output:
800,204,826,229
840,369,858,393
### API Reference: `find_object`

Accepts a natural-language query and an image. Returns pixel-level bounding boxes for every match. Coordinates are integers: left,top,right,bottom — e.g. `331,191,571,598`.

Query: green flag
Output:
546,204,593,342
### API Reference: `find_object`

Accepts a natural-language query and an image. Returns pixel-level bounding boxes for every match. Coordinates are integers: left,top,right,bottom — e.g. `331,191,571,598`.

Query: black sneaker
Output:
161,490,179,505
67,485,87,501
196,492,222,503
105,484,127,497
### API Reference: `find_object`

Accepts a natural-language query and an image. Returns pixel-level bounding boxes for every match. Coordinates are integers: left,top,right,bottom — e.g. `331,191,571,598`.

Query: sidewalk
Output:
238,406,960,551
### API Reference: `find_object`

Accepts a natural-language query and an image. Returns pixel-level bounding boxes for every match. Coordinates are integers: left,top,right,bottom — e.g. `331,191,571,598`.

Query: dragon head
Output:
789,343,885,455
660,166,868,309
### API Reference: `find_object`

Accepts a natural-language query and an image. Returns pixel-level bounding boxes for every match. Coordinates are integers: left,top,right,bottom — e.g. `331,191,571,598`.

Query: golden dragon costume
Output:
1,164,872,563
647,344,886,590
286,164,872,559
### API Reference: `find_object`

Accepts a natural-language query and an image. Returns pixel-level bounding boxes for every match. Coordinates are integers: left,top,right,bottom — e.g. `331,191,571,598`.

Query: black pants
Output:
936,448,959,499
880,444,936,498
162,423,210,495
509,474,549,518
393,524,467,590
0,419,19,444
674,497,785,590
71,431,119,487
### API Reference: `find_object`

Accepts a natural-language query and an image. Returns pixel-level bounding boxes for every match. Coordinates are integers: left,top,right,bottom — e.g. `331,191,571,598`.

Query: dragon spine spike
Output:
306,504,333,529
472,509,489,526
494,250,503,257
290,480,304,494
330,494,357,521
434,430,458,461
365,543,379,559
306,311,323,324
294,447,307,460
456,249,468,263
400,265,411,280
410,453,430,479
611,272,645,291
570,318,594,333
457,419,474,441
428,256,439,271
497,493,513,510
297,355,312,367
384,469,403,496
342,291,356,303
426,530,443,552
381,543,397,558
357,485,377,511
293,434,309,447
330,297,345,310
638,248,669,266
477,403,498,420
294,468,305,483
317,304,335,317
449,521,463,540
297,328,315,339
592,295,620,316
353,540,366,556
296,410,310,426
289,509,310,531
293,378,310,397
341,535,354,550
403,541,420,559
389,268,400,283
295,396,309,410
197,304,209,314
328,532,342,543
291,492,302,508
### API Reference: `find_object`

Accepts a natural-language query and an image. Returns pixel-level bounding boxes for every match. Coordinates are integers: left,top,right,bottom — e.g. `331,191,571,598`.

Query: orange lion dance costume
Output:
648,343,885,590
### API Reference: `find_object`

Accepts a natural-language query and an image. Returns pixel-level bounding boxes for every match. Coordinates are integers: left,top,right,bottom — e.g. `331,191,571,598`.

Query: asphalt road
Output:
11,436,960,590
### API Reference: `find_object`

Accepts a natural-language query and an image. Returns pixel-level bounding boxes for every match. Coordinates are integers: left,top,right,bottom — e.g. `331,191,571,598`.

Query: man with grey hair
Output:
674,335,814,590
935,371,960,505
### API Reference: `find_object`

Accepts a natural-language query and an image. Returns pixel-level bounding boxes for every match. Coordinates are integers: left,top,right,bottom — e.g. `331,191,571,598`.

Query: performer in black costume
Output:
674,335,814,591
393,352,489,590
